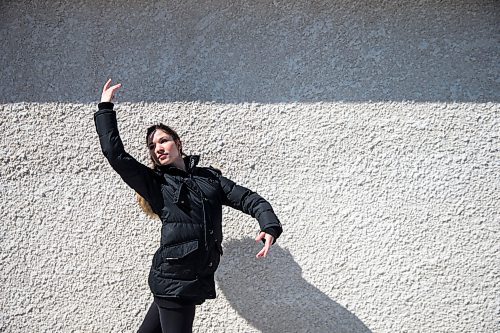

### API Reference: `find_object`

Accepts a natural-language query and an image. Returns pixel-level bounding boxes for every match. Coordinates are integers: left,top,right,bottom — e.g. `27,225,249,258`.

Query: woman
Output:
94,79,283,333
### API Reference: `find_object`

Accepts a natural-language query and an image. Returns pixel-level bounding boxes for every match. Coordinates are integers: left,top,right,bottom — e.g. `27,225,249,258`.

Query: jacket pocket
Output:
152,239,199,280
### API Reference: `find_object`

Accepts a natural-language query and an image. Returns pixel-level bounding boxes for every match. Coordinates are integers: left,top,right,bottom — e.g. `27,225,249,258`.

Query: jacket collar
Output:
155,155,200,175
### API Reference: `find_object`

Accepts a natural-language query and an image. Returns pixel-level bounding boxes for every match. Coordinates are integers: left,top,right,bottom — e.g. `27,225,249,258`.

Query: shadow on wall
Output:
1,0,499,103
216,238,372,333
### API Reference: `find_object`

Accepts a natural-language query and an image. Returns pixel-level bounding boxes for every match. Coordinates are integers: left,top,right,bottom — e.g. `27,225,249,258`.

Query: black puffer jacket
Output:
94,102,282,304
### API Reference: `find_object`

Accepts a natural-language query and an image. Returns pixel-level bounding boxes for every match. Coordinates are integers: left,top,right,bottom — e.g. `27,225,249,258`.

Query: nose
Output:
155,144,164,155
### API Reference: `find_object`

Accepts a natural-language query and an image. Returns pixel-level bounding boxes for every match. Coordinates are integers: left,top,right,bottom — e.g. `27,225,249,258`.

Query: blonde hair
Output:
136,193,159,220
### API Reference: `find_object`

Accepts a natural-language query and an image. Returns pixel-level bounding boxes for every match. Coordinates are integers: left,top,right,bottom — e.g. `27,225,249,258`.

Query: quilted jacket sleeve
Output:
219,175,283,240
94,102,163,214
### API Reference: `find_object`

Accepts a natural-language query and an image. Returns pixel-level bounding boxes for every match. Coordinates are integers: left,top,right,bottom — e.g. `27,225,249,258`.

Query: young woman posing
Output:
94,79,282,333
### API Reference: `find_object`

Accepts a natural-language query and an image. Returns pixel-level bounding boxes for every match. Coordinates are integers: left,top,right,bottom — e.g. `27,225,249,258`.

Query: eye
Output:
160,138,171,144
148,144,155,150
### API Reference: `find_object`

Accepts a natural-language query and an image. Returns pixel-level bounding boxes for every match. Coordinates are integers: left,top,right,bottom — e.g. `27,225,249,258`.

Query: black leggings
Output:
137,302,196,333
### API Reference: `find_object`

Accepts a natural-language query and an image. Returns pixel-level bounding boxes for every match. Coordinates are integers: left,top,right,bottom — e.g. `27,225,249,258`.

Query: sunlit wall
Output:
1,1,498,332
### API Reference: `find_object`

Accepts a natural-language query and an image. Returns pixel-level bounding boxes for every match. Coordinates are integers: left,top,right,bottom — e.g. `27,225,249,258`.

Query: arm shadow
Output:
216,237,372,333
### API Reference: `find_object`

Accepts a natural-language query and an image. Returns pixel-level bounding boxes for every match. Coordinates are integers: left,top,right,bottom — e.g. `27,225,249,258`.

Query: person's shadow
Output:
216,238,372,333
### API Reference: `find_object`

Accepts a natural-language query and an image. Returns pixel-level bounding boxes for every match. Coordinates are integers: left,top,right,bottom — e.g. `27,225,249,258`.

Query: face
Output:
148,129,182,166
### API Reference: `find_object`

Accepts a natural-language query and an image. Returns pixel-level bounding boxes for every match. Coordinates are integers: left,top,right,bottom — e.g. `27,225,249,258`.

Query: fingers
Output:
255,232,274,258
255,231,266,242
100,79,122,103
103,78,112,91
109,83,122,94
256,239,270,258
256,247,266,258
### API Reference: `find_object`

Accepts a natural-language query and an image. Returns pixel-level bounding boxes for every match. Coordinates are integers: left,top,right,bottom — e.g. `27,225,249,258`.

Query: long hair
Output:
136,193,159,220
137,123,183,220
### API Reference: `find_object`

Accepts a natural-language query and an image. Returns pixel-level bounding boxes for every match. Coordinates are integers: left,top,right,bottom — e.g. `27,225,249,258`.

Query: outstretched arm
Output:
219,175,283,258
94,79,163,214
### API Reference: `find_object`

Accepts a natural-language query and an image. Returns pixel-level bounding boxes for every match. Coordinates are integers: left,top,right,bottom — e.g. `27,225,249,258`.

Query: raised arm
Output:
94,80,163,214
219,175,283,258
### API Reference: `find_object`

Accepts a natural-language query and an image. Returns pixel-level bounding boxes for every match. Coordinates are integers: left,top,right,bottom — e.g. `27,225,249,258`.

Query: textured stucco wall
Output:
1,1,499,333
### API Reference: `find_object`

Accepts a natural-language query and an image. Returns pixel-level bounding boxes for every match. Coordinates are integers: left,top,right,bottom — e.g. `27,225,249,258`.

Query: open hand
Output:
101,78,122,103
255,231,275,258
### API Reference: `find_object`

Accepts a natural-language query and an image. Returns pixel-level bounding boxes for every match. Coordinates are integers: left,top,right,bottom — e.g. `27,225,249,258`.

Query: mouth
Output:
158,153,169,161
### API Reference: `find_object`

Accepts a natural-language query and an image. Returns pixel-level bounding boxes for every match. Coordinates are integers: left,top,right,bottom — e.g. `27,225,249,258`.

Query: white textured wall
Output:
1,1,499,333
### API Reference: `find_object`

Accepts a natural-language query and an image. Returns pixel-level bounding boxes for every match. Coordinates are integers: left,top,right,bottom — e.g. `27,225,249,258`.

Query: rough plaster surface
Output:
1,1,499,333
1,102,498,333
1,0,499,103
